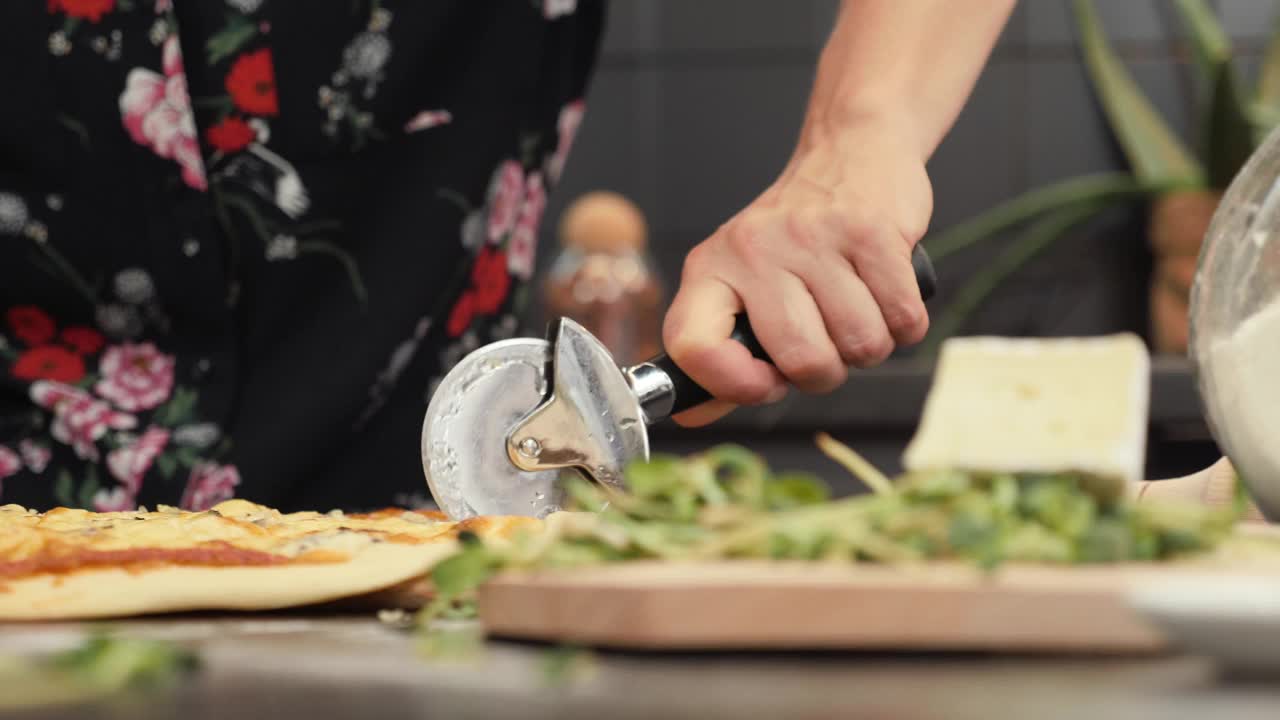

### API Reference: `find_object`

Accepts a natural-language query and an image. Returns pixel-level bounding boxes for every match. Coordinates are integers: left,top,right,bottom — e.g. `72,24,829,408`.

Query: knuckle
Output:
724,218,770,260
885,300,930,342
838,330,894,368
776,345,846,390
783,211,826,253
732,377,779,405
682,243,715,280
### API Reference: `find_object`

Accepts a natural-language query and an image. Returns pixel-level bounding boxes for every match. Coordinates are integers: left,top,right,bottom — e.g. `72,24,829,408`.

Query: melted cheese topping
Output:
0,499,542,576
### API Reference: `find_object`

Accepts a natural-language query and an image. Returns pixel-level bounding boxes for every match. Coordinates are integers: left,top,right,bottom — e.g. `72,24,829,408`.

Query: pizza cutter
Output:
422,245,938,520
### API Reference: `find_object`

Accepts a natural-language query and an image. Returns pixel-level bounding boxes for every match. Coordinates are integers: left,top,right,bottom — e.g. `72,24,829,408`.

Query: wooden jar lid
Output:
558,190,648,255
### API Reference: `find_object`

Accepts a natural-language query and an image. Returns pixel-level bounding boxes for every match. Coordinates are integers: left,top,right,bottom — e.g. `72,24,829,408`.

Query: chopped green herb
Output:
415,436,1245,640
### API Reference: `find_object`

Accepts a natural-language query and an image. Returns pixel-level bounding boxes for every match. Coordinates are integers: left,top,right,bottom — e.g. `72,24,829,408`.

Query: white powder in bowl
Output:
1205,299,1280,517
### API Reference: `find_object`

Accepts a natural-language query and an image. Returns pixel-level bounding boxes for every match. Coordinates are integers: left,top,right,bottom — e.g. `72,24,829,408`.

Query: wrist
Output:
796,94,927,164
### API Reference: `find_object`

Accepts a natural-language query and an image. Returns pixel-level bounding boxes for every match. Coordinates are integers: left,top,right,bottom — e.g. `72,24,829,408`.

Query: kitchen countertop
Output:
4,615,1279,720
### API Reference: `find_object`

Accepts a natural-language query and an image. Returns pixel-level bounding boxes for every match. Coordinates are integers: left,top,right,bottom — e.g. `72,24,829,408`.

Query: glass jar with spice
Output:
541,191,664,366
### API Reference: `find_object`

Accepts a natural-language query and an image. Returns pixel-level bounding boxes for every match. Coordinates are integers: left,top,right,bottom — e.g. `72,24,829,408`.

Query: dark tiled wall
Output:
537,0,1277,342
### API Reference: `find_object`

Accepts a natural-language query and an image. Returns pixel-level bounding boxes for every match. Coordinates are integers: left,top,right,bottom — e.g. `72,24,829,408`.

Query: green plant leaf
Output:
920,199,1113,355
1073,0,1203,185
923,173,1176,262
1172,0,1232,82
1255,12,1280,142
1169,0,1255,188
1205,63,1258,189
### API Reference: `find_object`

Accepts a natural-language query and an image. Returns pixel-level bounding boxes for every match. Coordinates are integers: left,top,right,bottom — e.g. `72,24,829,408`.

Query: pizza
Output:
0,499,541,621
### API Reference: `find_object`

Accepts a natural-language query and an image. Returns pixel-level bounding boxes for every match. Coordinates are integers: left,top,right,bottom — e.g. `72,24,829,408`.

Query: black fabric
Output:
0,0,604,512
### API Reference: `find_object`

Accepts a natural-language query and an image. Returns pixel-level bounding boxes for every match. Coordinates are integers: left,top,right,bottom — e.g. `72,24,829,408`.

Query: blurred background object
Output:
524,0,1278,489
541,191,664,366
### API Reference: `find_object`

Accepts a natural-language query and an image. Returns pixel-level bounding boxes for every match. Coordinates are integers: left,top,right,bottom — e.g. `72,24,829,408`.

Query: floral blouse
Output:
0,0,602,512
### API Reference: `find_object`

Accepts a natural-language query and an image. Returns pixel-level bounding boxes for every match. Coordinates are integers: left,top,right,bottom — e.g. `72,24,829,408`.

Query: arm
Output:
664,0,1016,426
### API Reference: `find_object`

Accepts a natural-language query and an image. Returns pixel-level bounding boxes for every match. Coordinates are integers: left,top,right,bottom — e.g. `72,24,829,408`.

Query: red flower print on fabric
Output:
7,306,55,346
547,99,584,183
0,446,20,482
508,172,546,280
106,426,169,496
487,161,525,243
471,247,511,314
226,49,279,116
206,116,256,153
446,291,476,338
48,0,115,22
12,346,87,384
120,36,206,191
60,326,105,355
95,342,176,412
30,381,138,461
181,462,241,511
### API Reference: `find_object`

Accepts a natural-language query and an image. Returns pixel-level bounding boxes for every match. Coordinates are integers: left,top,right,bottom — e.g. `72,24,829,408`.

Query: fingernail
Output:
765,385,788,403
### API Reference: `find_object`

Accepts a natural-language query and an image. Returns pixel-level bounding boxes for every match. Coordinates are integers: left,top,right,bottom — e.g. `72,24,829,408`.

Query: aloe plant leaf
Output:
1074,0,1203,185
919,198,1120,357
1254,12,1280,142
923,173,1185,262
1172,0,1232,81
1170,0,1254,188
1205,63,1258,189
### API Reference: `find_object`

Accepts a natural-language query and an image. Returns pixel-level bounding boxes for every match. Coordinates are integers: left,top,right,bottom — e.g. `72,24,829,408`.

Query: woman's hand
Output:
659,0,1015,427
663,117,932,426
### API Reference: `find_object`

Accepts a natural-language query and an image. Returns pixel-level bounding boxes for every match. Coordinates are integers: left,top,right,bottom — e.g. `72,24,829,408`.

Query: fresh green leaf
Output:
763,473,830,510
540,645,596,687
416,622,485,664
1074,0,1204,185
429,539,497,598
51,633,198,692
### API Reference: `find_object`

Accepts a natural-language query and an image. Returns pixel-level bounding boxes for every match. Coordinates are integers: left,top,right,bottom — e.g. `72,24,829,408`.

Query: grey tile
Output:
1216,0,1280,42
599,0,659,56
536,65,661,269
655,0,821,53
811,0,840,46
927,59,1024,233
652,62,814,234
1027,0,1172,48
999,1,1031,51
1024,57,1197,186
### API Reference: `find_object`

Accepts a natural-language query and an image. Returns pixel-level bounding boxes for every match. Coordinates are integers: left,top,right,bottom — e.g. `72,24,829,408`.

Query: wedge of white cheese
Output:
901,334,1150,497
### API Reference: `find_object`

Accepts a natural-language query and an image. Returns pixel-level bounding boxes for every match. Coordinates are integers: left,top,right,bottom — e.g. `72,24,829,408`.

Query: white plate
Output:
1128,575,1280,678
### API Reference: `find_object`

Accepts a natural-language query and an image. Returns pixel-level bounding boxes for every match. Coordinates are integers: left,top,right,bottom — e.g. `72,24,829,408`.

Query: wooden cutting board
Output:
477,526,1280,653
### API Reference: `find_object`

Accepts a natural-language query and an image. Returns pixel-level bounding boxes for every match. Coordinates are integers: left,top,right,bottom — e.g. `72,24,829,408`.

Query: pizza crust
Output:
0,539,460,621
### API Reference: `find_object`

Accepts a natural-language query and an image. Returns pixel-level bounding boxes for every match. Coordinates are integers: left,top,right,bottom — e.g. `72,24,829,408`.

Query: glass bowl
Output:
1189,124,1280,521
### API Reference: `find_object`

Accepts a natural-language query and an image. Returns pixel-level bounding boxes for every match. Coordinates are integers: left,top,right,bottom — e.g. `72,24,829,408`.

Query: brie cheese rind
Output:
902,334,1150,497
0,500,542,621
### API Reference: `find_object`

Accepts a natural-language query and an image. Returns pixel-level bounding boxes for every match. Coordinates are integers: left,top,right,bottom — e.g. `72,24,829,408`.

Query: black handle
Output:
649,243,937,419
